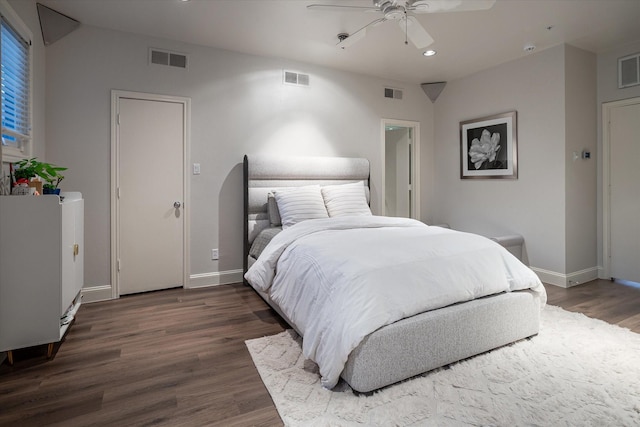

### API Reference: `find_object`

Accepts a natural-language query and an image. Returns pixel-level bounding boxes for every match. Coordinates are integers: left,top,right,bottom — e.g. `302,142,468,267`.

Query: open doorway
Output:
382,119,420,219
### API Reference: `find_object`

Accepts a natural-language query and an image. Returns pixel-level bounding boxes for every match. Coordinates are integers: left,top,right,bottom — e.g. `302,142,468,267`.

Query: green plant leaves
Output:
13,158,67,188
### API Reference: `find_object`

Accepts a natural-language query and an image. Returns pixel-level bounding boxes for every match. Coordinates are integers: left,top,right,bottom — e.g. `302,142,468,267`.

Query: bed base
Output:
250,276,540,393
342,290,541,392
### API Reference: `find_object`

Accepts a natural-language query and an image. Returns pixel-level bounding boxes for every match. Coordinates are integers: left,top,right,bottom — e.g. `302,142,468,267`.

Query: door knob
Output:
174,201,181,209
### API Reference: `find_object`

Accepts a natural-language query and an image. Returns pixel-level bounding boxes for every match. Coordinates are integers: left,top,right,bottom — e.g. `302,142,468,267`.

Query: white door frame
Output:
601,96,640,280
110,90,191,298
381,119,421,219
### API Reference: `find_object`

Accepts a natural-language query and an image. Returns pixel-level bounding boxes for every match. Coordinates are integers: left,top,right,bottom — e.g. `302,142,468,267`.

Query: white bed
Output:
243,154,546,393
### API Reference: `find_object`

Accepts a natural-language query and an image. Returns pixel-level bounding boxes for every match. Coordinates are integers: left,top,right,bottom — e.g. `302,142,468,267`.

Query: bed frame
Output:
243,154,542,393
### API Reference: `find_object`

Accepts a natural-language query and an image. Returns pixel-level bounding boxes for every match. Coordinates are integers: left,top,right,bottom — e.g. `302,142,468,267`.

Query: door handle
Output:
174,201,181,209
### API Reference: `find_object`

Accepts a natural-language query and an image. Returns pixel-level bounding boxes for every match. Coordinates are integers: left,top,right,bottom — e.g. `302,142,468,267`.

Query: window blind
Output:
1,15,30,150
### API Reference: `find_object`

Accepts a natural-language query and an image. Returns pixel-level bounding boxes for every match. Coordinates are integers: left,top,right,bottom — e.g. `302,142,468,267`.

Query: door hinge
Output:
117,187,121,199
117,259,121,272
117,113,120,126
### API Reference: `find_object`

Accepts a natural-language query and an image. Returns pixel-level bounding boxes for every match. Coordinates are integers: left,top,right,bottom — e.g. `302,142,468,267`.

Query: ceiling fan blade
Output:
307,4,379,12
400,16,434,49
337,18,386,48
407,0,496,13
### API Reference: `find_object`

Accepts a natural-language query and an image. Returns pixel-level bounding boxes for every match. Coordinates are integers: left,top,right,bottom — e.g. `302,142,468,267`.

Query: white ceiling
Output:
39,0,640,84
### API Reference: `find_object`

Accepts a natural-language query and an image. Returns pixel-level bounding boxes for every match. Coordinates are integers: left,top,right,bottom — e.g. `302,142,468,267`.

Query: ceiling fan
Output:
307,0,496,49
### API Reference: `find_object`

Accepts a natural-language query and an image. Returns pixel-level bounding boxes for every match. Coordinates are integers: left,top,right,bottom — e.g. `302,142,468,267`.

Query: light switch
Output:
193,163,201,175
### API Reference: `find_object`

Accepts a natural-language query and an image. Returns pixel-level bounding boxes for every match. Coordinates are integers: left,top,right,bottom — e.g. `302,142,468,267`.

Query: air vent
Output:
149,48,188,69
283,70,310,86
618,53,640,88
384,87,403,100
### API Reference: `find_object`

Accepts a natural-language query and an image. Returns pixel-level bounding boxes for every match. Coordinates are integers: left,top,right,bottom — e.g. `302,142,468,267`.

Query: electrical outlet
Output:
211,249,219,260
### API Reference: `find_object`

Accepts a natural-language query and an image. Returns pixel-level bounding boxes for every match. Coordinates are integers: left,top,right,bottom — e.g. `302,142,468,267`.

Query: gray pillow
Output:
249,227,282,259
267,193,281,226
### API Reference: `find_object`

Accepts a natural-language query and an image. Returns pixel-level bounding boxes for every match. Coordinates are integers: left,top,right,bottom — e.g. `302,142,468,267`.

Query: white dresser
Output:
0,192,84,363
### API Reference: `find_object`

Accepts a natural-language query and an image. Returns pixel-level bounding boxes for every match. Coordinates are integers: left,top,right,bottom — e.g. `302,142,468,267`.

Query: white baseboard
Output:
188,269,244,289
80,269,244,303
81,285,114,303
597,266,608,280
530,266,599,288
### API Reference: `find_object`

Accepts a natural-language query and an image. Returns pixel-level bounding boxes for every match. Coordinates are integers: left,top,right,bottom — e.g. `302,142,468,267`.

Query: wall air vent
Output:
283,70,310,86
618,52,640,88
149,48,188,69
384,87,403,100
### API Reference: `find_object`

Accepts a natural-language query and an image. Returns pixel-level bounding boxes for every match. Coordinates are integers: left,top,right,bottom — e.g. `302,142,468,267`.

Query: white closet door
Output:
118,97,184,295
609,101,640,283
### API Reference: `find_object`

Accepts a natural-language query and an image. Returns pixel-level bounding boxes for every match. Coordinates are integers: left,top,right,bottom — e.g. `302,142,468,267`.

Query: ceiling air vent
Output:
149,48,188,69
618,52,640,88
384,87,403,100
283,70,310,86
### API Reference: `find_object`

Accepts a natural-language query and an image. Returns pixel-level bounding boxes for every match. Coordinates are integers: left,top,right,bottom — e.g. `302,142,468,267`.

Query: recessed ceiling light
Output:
423,50,437,57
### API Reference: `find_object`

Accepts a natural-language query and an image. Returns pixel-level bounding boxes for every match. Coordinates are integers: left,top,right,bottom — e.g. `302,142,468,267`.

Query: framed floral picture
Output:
460,111,517,179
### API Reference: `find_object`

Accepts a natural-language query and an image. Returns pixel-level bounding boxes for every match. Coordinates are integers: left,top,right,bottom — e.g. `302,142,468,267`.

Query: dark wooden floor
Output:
0,284,289,427
545,278,640,333
1,279,639,426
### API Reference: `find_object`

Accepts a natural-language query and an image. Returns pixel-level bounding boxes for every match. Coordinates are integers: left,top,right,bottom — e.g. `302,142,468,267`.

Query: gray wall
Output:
40,21,434,295
564,45,597,277
433,44,598,286
433,46,568,275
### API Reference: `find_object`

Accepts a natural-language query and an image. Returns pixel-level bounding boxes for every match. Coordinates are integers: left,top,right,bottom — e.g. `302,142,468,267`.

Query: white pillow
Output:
274,185,329,229
321,181,372,217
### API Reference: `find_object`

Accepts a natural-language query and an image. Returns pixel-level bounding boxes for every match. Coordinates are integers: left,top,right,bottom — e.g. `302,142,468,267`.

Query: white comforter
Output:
245,216,546,389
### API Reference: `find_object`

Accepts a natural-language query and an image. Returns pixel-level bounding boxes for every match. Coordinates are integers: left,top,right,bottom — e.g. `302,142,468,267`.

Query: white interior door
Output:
116,95,186,295
609,100,640,283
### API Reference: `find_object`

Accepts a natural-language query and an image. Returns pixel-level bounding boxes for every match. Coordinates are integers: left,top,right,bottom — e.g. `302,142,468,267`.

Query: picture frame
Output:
460,111,517,179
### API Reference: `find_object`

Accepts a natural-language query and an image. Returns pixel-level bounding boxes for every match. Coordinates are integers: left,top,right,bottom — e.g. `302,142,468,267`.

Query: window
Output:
0,1,31,161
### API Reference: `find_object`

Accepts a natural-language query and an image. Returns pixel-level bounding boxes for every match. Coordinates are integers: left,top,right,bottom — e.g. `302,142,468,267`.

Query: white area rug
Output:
246,305,640,426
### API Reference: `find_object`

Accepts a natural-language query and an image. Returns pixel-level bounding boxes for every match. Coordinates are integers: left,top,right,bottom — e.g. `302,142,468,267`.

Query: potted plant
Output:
13,158,67,195
39,163,67,195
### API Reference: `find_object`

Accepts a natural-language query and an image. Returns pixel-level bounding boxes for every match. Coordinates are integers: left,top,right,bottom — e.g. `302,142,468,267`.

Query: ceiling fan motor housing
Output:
374,1,407,20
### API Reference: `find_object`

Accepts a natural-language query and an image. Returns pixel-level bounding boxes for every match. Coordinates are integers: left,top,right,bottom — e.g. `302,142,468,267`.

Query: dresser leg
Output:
47,343,54,359
7,350,13,365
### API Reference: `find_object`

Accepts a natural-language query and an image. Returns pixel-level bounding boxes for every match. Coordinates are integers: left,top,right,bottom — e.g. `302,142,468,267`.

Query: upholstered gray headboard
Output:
243,154,370,275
